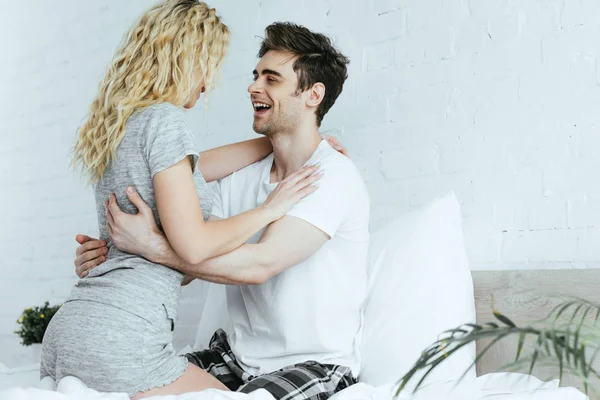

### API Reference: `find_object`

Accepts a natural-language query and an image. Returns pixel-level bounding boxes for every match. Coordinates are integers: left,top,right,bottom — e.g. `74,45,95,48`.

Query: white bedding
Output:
2,196,589,400
0,364,589,400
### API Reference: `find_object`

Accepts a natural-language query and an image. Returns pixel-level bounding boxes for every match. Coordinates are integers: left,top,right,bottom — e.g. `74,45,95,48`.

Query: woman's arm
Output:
197,134,349,183
198,137,272,182
110,160,321,266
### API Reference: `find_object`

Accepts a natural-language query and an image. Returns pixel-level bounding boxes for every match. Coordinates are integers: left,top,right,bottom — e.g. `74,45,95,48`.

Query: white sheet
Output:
329,374,589,400
0,365,589,400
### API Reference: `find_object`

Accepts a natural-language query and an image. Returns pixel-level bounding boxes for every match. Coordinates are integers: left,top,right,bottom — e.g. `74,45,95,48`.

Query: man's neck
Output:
269,125,322,183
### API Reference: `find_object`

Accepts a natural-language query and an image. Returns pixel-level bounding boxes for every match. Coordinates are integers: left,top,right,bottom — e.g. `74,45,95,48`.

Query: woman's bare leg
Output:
132,363,228,399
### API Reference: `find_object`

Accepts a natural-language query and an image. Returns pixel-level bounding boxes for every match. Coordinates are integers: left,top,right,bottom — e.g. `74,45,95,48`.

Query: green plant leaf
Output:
493,310,516,327
515,331,526,362
555,301,577,324
529,334,542,375
459,333,511,384
580,343,588,394
551,329,564,382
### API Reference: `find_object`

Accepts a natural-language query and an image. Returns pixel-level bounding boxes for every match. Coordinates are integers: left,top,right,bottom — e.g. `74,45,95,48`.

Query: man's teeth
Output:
253,103,272,110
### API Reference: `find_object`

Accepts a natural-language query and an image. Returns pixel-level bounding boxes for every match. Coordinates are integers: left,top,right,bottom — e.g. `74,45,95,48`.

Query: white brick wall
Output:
1,0,599,367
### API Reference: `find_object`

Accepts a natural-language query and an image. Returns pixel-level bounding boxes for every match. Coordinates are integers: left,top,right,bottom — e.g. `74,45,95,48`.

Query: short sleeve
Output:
143,104,199,178
286,163,356,238
210,179,225,219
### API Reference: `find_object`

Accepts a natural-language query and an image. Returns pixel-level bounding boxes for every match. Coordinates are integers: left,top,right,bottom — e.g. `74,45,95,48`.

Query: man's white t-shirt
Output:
210,140,370,377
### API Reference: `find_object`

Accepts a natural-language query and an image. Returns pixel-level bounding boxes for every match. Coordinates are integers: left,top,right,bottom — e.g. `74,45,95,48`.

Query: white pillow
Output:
359,191,477,389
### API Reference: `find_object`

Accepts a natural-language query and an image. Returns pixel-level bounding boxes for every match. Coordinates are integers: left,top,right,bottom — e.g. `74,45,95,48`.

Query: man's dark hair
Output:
258,22,350,127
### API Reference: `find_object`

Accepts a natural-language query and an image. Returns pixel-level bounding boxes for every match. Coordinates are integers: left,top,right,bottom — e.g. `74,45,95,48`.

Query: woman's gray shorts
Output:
40,299,188,396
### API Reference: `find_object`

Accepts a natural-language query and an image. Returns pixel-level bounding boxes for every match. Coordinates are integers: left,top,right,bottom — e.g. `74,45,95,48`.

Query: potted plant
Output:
14,302,61,361
396,297,600,399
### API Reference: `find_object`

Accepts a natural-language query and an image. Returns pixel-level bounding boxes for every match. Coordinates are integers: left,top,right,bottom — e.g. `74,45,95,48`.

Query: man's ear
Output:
306,83,326,108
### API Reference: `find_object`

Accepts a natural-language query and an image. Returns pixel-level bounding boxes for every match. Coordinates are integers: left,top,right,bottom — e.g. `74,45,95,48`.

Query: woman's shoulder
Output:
127,103,190,140
132,102,185,122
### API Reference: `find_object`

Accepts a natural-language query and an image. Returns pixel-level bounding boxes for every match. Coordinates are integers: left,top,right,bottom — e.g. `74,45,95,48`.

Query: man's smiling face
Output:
248,50,307,137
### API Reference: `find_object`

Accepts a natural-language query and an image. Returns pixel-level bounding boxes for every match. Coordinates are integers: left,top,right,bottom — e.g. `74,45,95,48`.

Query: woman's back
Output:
90,102,212,277
69,102,212,319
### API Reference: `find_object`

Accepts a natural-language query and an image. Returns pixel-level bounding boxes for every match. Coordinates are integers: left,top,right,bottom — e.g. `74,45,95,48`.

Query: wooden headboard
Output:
472,269,600,399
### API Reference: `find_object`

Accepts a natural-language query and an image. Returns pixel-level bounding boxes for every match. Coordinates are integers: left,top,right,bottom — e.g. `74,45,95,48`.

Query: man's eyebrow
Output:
252,68,283,78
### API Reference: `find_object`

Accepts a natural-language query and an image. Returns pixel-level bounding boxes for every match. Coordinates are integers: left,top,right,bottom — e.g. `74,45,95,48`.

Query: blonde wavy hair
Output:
73,0,230,183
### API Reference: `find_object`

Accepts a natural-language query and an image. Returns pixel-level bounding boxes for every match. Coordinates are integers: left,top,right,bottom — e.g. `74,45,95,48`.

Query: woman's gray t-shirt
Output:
68,102,212,321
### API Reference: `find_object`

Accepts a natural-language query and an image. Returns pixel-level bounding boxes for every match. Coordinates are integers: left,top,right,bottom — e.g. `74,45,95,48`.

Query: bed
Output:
0,193,594,400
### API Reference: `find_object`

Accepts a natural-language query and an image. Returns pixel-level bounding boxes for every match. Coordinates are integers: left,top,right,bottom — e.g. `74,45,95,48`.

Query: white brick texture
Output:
1,0,599,366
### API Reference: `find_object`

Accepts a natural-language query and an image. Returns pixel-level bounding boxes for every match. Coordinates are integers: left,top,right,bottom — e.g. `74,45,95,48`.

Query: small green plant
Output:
14,301,61,346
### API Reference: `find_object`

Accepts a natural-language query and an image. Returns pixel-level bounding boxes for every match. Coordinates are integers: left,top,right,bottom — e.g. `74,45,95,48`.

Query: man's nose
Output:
248,79,262,94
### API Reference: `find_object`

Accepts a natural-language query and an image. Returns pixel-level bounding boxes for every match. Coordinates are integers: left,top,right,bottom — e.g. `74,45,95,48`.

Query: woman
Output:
40,1,324,398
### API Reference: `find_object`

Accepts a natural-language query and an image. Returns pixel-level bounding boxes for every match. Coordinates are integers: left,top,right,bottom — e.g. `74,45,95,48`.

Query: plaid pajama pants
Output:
185,329,357,400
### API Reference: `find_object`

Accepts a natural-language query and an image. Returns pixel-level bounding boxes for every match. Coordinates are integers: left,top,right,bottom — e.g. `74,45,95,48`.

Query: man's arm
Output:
148,215,329,285
73,211,328,285
73,233,197,284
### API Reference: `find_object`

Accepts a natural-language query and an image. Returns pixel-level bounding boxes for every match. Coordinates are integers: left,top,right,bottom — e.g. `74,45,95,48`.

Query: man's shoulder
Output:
285,143,370,240
315,144,369,198
220,153,272,184
315,142,358,171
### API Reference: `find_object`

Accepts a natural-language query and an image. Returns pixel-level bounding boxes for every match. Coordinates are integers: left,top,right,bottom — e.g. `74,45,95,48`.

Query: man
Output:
74,22,370,400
